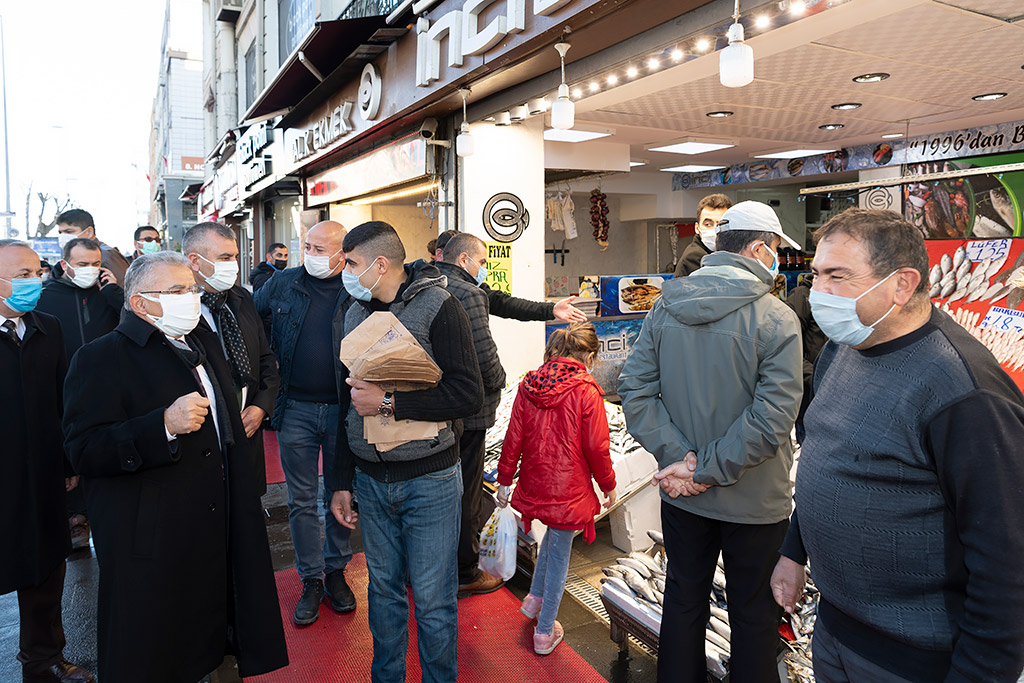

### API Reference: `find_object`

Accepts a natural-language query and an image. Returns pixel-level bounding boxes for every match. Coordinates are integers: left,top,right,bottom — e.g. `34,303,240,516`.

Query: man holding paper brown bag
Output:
331,221,483,683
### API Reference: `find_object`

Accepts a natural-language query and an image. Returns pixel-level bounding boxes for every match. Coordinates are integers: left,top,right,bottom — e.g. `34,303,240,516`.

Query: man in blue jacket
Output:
254,220,356,626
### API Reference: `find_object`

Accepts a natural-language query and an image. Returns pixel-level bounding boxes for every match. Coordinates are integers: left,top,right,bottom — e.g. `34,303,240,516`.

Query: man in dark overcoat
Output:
62,252,288,683
183,221,279,495
1,239,94,683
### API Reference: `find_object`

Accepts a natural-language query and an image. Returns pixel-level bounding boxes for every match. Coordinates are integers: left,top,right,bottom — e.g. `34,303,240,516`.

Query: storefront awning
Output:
240,17,406,126
179,183,203,202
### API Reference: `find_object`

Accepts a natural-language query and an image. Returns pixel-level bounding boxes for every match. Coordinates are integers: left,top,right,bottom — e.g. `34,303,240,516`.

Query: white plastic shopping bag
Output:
478,506,517,581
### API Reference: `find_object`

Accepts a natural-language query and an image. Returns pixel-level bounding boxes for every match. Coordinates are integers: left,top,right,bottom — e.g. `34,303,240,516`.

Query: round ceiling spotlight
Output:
626,66,639,78
972,92,1007,101
706,111,734,118
818,123,845,130
696,39,710,52
607,74,618,85
852,72,890,83
831,102,861,110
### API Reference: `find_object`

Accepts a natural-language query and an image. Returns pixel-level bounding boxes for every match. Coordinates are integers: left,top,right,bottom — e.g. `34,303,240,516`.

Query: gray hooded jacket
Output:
619,251,803,524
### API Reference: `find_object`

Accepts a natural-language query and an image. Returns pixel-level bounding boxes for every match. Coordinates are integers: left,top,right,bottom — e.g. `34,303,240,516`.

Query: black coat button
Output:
202,449,211,457
209,503,217,512
126,456,135,464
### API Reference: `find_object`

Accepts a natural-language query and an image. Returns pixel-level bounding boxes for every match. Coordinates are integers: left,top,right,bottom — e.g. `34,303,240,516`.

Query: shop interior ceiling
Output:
566,0,1024,172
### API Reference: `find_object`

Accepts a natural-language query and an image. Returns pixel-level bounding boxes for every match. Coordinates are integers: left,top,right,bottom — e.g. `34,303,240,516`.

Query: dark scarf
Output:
201,290,254,390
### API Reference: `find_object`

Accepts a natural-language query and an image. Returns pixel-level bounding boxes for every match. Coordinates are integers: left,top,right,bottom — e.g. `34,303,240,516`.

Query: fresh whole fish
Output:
652,576,666,593
967,282,988,303
929,282,942,298
629,551,663,576
953,245,966,270
705,640,728,664
709,605,730,624
940,280,957,298
955,259,971,282
990,284,1013,304
969,269,988,291
617,557,652,579
940,252,953,275
710,615,732,640
601,576,632,595
647,529,665,546
617,564,646,586
624,570,658,603
988,257,1007,279
705,628,731,653
947,287,969,303
940,270,956,288
980,282,1004,302
602,566,628,579
929,264,942,286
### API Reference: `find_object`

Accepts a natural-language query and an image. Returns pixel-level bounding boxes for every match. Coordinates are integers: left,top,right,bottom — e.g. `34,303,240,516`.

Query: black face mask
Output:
273,259,288,270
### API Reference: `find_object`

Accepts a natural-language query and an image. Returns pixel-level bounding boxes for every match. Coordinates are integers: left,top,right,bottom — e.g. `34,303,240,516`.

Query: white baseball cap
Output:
716,201,801,249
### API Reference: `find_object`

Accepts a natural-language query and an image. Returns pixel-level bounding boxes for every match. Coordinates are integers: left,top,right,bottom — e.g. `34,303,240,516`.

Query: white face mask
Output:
67,264,100,289
304,248,342,279
197,254,239,292
57,232,77,249
699,229,717,251
142,292,202,338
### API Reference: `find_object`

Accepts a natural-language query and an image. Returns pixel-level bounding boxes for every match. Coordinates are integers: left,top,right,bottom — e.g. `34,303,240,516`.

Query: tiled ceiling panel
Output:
752,44,874,85
964,56,1024,83
785,92,957,123
925,89,1024,111
814,3,996,57
680,123,820,142
667,106,820,130
897,24,1024,69
799,60,998,102
941,0,1024,20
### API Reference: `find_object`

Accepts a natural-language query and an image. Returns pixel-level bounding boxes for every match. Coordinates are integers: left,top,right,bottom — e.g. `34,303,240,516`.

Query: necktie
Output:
2,320,20,347
201,292,253,390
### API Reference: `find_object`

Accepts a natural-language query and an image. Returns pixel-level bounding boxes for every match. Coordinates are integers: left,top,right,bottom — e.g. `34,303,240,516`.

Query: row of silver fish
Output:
929,245,1014,304
942,304,1024,372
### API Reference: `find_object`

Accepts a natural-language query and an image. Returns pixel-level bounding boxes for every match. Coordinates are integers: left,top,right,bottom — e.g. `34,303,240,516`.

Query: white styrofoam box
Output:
610,484,663,553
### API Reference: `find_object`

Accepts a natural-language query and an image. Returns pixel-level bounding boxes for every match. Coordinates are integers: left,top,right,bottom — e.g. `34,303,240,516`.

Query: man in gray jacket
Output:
619,201,803,683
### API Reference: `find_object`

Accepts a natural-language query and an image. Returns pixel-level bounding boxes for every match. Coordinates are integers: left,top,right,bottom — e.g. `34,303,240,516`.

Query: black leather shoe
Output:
293,578,324,625
23,658,95,683
324,569,356,613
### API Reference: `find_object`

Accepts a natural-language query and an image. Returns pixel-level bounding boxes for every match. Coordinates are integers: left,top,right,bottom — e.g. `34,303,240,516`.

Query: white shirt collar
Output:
0,312,26,340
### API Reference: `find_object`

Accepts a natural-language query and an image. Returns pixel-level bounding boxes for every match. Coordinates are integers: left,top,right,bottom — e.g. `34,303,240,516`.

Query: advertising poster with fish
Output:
927,239,1024,389
546,315,645,398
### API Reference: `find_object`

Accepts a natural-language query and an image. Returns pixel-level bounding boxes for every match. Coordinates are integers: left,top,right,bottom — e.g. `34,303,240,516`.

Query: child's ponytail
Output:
544,323,600,365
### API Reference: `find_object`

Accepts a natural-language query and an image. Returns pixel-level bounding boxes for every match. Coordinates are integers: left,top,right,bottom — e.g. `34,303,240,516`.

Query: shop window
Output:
244,42,257,110
279,0,314,66
182,201,198,223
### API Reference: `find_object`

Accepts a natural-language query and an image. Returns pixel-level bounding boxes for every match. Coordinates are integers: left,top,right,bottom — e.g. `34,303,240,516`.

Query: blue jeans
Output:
529,526,575,635
276,400,352,581
356,462,463,683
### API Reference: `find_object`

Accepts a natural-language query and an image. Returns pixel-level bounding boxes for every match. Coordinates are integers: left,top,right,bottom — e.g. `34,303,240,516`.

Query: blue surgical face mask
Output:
809,271,898,347
343,258,382,302
474,263,488,286
754,241,779,278
0,277,43,313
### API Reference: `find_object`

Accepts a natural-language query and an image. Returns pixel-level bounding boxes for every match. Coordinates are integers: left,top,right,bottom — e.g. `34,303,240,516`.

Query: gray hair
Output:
124,252,191,310
0,238,31,251
715,229,778,255
442,232,486,263
182,221,235,257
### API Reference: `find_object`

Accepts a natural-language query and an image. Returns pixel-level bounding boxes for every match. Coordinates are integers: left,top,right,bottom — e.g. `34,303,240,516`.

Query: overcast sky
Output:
1,0,195,253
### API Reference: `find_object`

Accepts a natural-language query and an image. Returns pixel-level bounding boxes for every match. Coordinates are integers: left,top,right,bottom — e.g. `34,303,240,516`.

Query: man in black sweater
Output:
331,222,482,683
772,209,1024,682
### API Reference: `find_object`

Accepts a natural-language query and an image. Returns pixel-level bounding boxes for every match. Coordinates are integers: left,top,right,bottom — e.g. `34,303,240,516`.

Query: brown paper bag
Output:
341,312,442,384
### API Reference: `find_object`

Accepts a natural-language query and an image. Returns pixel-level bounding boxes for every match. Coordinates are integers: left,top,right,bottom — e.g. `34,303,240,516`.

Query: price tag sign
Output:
965,239,1010,263
980,306,1024,333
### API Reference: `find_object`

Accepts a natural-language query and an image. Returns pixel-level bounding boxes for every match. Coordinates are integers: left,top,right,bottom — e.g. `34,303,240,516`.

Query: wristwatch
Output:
377,391,394,418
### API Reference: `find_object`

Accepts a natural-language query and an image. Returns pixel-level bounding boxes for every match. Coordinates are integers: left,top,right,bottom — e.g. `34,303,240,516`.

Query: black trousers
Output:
457,428,489,584
16,560,67,675
658,502,788,683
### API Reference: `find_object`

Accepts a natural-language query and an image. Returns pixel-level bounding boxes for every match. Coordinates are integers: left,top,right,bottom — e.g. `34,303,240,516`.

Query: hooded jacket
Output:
672,234,712,278
619,251,803,524
497,357,615,542
37,262,124,362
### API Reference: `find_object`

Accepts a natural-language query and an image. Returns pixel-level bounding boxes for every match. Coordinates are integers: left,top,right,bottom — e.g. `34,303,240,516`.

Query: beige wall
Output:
327,203,438,263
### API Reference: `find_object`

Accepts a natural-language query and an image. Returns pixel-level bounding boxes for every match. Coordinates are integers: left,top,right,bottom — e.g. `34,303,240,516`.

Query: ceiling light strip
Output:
797,162,1024,195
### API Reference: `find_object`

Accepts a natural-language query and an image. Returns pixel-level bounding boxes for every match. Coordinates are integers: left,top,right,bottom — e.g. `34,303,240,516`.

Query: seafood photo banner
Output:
672,120,1024,191
927,238,1024,390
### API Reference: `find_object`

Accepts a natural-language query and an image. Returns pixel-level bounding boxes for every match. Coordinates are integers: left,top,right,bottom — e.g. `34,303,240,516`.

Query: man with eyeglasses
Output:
62,252,288,683
128,226,162,263
183,222,279,495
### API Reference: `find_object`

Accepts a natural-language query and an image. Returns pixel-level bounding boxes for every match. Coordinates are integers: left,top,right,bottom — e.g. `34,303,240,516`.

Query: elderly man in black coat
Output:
183,221,280,495
1,240,94,683
62,252,288,683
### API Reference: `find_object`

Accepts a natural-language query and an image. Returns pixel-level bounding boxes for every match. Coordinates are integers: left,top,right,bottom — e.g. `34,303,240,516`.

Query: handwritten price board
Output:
980,307,1024,333
965,239,1011,263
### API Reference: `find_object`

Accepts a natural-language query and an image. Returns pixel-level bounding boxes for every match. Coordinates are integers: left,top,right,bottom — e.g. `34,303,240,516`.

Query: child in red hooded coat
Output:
496,323,616,655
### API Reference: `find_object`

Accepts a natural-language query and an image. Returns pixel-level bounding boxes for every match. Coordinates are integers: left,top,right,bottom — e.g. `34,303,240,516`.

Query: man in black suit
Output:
0,239,94,683
62,252,287,683
183,222,280,494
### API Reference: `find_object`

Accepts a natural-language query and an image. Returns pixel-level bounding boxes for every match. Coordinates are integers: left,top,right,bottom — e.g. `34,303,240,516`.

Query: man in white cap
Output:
619,201,803,683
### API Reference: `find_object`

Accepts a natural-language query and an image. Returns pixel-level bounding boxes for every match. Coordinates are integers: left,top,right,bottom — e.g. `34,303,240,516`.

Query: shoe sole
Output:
534,634,563,655
520,606,539,619
327,597,356,614
293,612,320,626
457,582,505,599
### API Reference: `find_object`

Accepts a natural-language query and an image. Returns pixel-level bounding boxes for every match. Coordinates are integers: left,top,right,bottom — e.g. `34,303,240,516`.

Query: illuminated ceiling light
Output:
626,66,639,78
456,88,474,158
509,104,529,122
831,102,861,110
755,14,770,28
589,81,600,92
649,139,735,155
571,88,583,99
543,128,613,143
660,164,727,172
550,42,575,130
527,97,548,115
696,39,710,52
853,72,890,83
348,182,440,206
607,74,618,85
972,92,1007,101
629,161,646,167
790,0,806,15
755,148,835,159
494,111,512,126
881,132,904,139
706,111,734,118
720,0,753,88
818,123,845,130
671,48,684,61
648,57,660,70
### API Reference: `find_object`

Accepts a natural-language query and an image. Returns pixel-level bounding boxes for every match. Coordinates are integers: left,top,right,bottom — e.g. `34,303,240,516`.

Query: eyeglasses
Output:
139,284,205,295
138,237,161,243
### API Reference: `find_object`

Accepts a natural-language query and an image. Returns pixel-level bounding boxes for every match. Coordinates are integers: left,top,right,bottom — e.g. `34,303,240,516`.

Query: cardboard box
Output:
610,484,663,553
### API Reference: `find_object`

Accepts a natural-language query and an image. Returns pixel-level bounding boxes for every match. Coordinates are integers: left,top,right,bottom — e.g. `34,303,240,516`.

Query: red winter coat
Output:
498,357,615,543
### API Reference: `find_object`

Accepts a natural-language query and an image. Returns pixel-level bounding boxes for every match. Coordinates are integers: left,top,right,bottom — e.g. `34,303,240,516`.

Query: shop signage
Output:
546,315,644,397
415,0,578,87
305,134,428,206
241,157,272,189
675,120,1024,190
182,156,205,172
482,192,530,242
238,122,272,164
484,241,512,293
293,101,356,163
981,306,1024,334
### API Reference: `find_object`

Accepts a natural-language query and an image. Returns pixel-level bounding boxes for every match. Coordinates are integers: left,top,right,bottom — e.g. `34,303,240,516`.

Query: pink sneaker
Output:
533,620,564,655
520,594,542,619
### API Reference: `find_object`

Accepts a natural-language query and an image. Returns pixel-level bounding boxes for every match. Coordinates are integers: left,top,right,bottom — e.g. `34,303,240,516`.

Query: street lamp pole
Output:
0,16,11,236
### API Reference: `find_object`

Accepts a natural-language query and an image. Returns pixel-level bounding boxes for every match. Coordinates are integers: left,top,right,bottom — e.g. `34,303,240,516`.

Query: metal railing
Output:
339,0,404,19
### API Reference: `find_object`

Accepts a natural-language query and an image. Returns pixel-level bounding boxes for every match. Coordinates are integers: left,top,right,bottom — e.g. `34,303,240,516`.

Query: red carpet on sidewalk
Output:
246,554,608,683
264,431,321,486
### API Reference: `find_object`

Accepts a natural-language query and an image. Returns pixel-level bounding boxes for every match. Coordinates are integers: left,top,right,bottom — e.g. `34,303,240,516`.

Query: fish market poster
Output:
485,242,512,294
546,316,645,398
600,274,674,317
927,238,1024,389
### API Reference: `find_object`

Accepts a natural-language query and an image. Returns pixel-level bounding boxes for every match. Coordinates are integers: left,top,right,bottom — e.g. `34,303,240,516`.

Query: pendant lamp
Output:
456,89,474,158
550,42,575,130
720,0,753,88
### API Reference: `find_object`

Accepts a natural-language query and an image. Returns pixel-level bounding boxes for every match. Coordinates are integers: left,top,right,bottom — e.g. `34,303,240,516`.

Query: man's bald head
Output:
304,221,347,278
308,221,346,248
